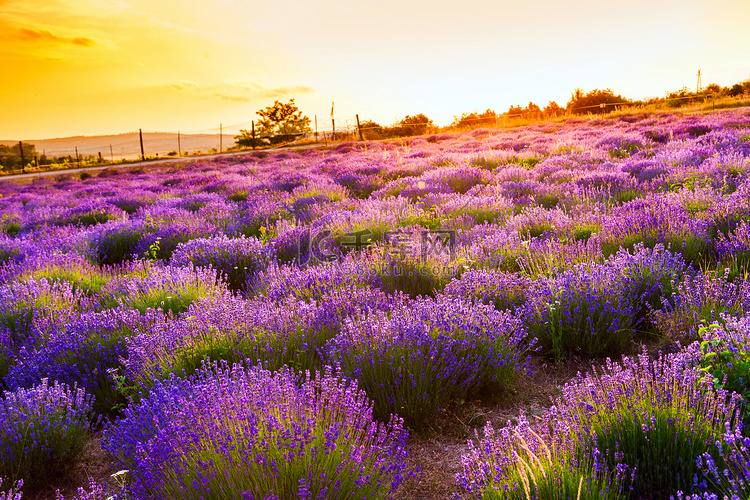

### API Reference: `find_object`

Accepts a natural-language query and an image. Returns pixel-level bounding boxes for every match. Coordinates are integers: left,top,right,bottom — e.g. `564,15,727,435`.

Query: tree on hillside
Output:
729,83,745,97
451,109,497,128
506,104,524,116
567,88,628,114
505,102,542,119
544,101,564,118
358,120,385,140
395,114,434,136
235,99,312,147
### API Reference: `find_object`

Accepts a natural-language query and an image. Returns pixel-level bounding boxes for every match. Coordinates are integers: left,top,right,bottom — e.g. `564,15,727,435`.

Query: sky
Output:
2,0,750,140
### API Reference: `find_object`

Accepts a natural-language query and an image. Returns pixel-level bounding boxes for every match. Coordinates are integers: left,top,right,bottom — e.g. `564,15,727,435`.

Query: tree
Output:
359,120,385,140
0,143,36,171
567,88,628,114
257,98,311,136
505,103,542,119
451,109,497,128
728,83,744,97
235,99,311,148
395,114,434,136
544,101,564,118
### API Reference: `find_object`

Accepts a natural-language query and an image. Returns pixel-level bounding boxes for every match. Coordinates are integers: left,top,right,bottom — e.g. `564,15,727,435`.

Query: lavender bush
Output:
103,362,410,500
170,235,272,292
329,296,532,426
98,263,225,315
457,417,623,499
0,379,95,490
524,264,635,361
459,350,742,499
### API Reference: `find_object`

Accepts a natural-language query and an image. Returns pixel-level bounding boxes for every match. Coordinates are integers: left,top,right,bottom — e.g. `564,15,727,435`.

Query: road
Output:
1,142,326,181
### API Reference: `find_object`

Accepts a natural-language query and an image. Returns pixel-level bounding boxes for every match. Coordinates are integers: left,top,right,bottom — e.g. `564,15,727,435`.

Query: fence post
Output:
356,114,363,141
18,141,24,169
331,101,335,141
139,129,145,161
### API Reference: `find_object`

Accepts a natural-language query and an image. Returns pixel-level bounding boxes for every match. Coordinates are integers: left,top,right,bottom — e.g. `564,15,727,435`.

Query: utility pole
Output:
697,69,702,93
139,128,145,161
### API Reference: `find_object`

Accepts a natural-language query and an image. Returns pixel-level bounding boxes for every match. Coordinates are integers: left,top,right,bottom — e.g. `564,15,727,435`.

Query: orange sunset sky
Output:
2,0,750,140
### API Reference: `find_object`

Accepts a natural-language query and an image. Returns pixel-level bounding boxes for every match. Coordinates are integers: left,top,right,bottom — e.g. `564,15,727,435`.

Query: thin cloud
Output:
71,37,95,47
17,27,96,47
165,81,315,101
169,80,201,90
262,85,315,98
214,92,251,102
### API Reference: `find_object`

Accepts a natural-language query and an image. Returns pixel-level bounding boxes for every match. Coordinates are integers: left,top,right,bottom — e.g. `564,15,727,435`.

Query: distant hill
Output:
0,132,236,160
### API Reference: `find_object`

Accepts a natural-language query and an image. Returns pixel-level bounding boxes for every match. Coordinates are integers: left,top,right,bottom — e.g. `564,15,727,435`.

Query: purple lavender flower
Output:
103,362,410,500
1,379,95,490
328,296,532,425
170,235,272,292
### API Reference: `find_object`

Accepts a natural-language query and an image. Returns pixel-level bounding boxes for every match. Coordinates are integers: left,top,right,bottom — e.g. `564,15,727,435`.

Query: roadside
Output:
0,141,328,181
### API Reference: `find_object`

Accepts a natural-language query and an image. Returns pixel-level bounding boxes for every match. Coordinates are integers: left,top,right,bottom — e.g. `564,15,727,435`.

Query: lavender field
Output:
2,108,750,499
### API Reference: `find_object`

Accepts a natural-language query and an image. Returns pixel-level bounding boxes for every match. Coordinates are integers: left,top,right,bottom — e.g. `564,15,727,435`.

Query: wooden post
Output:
34,155,38,167
251,121,255,149
110,144,114,163
356,114,363,141
177,132,181,157
219,123,223,153
18,141,24,169
98,152,103,163
314,115,318,141
331,101,335,141
139,128,145,161
75,146,79,165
